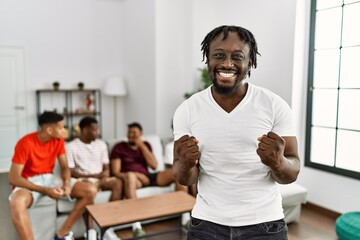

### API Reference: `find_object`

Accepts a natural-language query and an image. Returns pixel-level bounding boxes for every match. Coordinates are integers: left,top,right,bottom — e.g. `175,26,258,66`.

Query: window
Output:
306,0,360,179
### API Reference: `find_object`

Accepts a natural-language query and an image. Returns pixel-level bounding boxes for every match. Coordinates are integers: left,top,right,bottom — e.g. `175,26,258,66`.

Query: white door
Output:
0,47,28,171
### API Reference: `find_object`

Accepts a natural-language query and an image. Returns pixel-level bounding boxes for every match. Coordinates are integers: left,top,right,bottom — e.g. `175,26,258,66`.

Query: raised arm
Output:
257,132,300,184
137,141,157,170
173,135,201,186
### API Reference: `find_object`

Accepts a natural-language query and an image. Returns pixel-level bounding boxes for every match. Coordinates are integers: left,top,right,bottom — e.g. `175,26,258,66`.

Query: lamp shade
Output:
103,77,127,96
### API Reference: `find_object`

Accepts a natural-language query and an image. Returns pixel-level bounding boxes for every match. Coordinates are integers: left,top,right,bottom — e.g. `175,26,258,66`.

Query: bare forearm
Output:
61,167,71,187
139,145,157,169
271,156,300,184
173,161,198,186
9,176,47,194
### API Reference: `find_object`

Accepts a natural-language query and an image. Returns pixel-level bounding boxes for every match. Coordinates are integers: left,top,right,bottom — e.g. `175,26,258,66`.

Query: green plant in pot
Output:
184,67,212,99
53,81,60,90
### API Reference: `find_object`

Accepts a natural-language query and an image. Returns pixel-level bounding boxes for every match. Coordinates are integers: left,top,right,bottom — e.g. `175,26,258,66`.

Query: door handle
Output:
14,106,25,110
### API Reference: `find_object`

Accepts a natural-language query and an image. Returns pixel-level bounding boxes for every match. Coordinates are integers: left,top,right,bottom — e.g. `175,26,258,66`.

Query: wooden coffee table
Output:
85,191,196,239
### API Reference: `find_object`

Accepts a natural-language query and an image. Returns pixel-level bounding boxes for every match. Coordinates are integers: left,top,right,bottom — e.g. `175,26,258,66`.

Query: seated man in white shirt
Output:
66,116,123,201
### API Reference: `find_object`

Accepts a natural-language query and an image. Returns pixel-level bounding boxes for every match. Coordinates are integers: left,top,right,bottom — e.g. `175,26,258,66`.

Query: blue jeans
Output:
187,217,288,240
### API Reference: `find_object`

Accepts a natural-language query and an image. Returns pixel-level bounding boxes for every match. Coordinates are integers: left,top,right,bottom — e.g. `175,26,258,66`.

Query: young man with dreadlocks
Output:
172,25,300,239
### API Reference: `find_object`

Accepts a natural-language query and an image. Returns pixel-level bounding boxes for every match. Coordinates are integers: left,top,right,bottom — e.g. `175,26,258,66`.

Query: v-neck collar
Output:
208,82,251,116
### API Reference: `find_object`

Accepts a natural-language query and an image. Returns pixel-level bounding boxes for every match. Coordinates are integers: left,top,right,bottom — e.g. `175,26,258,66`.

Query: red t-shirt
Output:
110,141,152,175
12,132,66,178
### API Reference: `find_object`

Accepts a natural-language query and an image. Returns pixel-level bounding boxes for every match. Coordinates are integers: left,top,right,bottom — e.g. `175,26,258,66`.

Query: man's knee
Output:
9,190,33,211
125,172,137,184
72,182,97,200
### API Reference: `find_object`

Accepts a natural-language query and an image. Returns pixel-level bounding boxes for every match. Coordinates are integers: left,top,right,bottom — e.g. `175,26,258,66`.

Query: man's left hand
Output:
256,132,285,171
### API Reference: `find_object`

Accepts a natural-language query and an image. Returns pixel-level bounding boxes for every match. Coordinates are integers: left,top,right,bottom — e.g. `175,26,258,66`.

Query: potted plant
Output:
77,82,84,90
184,67,212,99
53,81,60,90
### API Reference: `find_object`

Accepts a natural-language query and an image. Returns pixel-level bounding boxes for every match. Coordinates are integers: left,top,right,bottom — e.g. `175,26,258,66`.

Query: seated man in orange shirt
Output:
8,111,97,240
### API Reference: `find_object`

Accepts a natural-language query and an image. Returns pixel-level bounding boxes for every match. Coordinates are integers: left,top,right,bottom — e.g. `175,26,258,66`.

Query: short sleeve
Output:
173,101,192,141
65,142,75,168
100,141,110,164
12,138,30,165
272,96,295,136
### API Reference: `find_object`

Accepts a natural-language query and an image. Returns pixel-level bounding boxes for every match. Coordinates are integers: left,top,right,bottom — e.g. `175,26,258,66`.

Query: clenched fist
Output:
174,135,201,170
256,132,285,171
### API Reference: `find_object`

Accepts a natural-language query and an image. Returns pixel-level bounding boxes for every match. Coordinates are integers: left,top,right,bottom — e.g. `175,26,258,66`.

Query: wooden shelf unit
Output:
36,88,102,140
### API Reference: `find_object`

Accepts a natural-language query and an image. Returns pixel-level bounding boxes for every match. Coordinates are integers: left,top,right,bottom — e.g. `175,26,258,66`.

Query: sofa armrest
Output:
279,182,308,206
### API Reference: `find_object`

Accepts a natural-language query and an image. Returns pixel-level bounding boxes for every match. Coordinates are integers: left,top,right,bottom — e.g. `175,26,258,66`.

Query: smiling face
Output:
127,126,142,146
208,31,252,95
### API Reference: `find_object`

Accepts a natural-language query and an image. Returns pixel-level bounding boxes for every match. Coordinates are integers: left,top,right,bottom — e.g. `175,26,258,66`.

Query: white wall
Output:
120,0,157,136
0,0,123,139
293,0,360,214
155,0,297,139
155,0,194,138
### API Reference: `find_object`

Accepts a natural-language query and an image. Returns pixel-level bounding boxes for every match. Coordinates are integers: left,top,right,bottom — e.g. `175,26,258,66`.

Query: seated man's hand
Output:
135,172,150,186
45,187,64,199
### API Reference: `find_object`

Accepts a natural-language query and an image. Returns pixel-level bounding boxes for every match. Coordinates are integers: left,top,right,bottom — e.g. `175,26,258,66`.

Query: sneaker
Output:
103,227,121,240
182,219,191,230
132,227,146,238
53,231,74,240
85,228,98,240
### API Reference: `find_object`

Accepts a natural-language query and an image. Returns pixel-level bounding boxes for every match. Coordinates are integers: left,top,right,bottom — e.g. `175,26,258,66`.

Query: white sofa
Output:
28,135,174,239
27,134,307,239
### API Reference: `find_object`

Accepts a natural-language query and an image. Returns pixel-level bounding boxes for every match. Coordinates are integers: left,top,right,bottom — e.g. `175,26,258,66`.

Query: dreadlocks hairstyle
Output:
79,116,98,130
200,25,260,77
38,111,64,126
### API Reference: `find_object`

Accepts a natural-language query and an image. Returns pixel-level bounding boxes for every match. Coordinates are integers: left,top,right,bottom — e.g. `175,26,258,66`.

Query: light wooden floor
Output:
112,203,340,240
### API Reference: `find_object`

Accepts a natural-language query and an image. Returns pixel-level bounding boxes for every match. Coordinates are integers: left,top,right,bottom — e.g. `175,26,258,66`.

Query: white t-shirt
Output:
66,138,109,175
173,83,295,226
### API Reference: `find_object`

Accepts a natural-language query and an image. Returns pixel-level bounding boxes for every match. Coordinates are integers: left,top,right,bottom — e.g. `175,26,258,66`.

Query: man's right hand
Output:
174,135,201,170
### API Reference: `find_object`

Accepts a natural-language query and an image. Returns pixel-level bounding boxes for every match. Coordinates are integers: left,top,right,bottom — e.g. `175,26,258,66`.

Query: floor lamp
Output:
103,77,127,139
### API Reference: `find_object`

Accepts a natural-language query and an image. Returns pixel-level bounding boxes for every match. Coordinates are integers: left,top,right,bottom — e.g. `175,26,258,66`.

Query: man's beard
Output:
212,74,241,95
211,68,247,95
212,79,238,95
128,141,136,146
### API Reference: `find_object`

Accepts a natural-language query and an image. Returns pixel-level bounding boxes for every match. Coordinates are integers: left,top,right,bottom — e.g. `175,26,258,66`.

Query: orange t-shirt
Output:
12,132,66,178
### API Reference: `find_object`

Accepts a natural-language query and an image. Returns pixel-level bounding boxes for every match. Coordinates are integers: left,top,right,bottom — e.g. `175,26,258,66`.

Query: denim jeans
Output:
187,217,288,240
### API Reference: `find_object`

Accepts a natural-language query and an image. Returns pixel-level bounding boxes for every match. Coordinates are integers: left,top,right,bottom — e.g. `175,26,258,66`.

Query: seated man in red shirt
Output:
8,111,97,240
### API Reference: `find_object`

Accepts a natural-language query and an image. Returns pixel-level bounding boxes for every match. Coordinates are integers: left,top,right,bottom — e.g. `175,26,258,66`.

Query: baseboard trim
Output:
304,202,341,219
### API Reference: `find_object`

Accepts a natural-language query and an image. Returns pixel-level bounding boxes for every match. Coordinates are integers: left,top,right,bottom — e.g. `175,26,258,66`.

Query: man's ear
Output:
46,125,53,135
248,59,252,69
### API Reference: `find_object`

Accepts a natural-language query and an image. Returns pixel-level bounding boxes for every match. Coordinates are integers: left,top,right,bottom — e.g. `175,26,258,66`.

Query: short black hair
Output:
79,116,98,130
38,111,64,126
201,25,260,77
128,122,143,131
